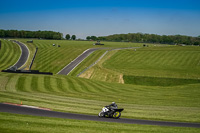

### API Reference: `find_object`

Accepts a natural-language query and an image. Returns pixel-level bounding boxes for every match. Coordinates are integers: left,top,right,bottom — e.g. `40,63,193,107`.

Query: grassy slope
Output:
104,46,200,79
80,46,200,84
19,40,90,73
79,50,124,83
0,40,200,132
0,72,200,123
0,40,21,70
1,112,199,133
18,39,143,74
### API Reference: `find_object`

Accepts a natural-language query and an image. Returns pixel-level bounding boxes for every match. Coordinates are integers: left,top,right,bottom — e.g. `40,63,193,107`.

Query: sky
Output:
0,0,200,39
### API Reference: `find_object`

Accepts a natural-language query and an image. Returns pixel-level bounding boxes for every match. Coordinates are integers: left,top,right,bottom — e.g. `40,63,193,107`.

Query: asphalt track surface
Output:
12,40,29,69
57,48,107,75
0,103,200,128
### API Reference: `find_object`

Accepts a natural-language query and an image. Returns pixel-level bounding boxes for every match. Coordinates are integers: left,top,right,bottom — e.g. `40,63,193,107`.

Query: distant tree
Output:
90,36,97,41
53,34,61,40
0,29,63,40
71,35,76,40
98,36,106,41
194,42,200,45
86,36,91,40
0,30,5,37
65,34,70,40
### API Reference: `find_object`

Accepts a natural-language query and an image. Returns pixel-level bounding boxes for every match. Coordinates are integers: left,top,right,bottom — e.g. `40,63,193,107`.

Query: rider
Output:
106,102,118,116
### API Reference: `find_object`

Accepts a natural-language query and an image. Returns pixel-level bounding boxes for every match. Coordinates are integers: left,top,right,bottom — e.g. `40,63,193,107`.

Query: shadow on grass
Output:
124,75,200,86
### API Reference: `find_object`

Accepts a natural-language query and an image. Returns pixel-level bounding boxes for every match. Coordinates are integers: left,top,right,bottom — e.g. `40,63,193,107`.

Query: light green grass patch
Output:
0,112,199,133
103,46,200,79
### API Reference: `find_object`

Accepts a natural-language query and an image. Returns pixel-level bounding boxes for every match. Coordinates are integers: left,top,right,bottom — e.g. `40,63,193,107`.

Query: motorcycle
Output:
98,106,124,119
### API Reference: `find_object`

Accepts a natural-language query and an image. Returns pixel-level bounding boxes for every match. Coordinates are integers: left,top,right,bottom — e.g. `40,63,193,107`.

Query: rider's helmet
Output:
112,102,115,104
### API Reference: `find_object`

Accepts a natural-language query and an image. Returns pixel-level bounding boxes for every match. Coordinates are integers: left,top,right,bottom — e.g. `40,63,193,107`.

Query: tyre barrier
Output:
1,69,53,75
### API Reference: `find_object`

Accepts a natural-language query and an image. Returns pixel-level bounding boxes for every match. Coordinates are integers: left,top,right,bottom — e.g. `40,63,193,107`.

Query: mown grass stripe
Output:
36,76,46,92
69,78,87,93
5,75,19,92
74,79,94,93
64,77,76,93
56,78,65,92
31,76,38,92
79,79,110,93
44,76,53,92
1,42,16,68
65,77,82,93
0,76,9,91
0,41,12,68
24,76,32,92
49,76,60,92
59,77,71,92
0,41,10,64
163,51,177,66
0,41,20,70
91,81,115,93
16,76,26,91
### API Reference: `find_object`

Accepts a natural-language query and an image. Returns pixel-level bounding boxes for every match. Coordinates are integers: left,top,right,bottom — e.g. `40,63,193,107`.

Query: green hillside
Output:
104,46,200,79
18,39,143,74
0,39,20,70
80,46,200,85
0,39,200,132
0,72,200,123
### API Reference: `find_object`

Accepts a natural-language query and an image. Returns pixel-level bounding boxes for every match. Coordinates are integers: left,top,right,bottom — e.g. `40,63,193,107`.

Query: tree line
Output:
87,33,200,45
0,29,78,40
0,29,63,40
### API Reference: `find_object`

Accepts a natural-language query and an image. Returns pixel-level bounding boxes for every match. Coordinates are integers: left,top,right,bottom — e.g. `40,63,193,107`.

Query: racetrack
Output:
57,48,105,75
12,40,29,69
0,103,199,128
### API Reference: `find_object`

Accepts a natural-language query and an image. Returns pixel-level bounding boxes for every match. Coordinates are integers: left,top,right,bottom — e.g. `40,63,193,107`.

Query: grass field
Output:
1,112,199,133
80,46,200,83
18,39,143,74
0,39,200,132
0,39,21,70
103,46,200,79
0,72,200,123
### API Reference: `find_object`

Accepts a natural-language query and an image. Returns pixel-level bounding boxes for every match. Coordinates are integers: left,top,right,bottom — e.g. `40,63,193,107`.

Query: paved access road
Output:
57,48,106,75
12,40,29,69
0,103,199,128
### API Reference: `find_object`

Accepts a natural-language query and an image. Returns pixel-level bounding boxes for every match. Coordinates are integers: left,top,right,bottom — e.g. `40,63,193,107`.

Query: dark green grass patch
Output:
31,76,38,91
124,75,200,86
16,77,26,91
44,76,53,92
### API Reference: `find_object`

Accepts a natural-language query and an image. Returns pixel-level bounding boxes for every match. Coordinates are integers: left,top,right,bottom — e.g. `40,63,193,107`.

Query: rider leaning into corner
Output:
106,102,118,116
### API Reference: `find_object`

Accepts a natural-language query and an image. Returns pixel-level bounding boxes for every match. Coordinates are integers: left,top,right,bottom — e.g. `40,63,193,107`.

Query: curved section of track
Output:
12,40,29,69
0,103,199,128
